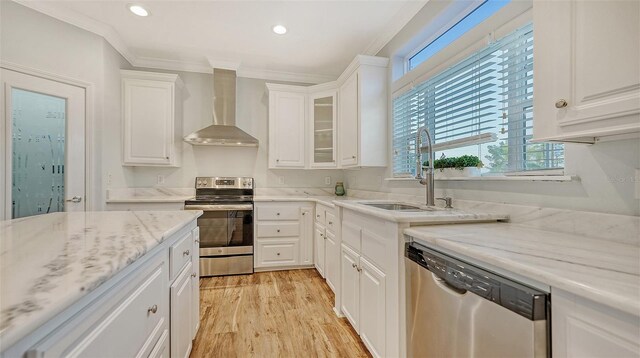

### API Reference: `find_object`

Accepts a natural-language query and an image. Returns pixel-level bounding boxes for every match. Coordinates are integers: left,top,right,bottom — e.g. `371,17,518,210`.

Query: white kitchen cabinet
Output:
340,244,361,332
121,70,182,166
191,227,200,338
324,230,338,293
254,202,314,270
552,289,640,357
314,223,326,277
533,0,640,143
266,86,307,168
171,262,193,358
359,257,386,358
338,56,388,168
309,90,337,168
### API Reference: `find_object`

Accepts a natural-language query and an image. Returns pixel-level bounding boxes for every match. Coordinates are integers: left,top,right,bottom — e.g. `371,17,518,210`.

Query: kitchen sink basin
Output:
363,203,439,211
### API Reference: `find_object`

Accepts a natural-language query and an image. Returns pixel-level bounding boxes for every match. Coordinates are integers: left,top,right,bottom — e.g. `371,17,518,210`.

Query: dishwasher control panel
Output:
406,242,548,321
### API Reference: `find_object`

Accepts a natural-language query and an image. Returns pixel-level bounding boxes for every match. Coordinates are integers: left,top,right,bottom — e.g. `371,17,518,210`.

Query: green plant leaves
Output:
424,155,483,170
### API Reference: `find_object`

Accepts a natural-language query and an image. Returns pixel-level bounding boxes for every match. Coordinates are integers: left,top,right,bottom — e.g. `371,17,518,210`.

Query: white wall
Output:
344,0,640,216
0,1,135,211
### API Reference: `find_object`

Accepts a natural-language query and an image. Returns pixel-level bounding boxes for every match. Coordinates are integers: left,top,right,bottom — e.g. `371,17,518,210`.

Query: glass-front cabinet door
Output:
309,90,337,168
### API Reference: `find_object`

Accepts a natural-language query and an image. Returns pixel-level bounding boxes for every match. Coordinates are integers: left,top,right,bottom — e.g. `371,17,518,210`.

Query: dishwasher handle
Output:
432,274,468,295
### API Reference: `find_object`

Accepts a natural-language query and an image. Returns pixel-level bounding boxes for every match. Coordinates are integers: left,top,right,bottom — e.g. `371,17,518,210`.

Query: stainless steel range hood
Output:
184,68,259,146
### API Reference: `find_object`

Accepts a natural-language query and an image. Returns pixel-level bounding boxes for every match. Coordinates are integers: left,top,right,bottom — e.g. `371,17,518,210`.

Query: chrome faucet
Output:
415,126,435,206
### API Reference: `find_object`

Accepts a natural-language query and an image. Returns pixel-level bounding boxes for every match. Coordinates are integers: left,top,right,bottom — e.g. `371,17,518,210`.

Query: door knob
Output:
147,304,158,314
191,273,197,278
555,99,568,108
65,196,82,203
183,249,190,256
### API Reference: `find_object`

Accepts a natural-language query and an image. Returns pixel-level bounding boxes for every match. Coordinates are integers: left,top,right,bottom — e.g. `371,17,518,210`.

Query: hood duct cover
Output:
184,68,259,146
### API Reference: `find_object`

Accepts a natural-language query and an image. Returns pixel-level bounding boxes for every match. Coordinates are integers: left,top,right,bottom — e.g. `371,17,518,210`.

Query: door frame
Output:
1,61,96,219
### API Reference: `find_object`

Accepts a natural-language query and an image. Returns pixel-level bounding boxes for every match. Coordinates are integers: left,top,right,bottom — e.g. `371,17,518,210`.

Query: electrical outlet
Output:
278,176,285,185
157,175,165,185
107,172,112,186
324,176,331,185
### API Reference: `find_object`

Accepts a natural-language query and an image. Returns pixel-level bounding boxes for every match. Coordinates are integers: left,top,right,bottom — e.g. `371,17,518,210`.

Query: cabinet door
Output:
314,223,326,277
339,72,359,167
300,207,314,265
340,244,360,332
533,0,640,140
191,227,200,339
359,257,386,358
171,263,193,358
122,78,174,166
309,91,337,168
324,230,338,293
269,91,306,168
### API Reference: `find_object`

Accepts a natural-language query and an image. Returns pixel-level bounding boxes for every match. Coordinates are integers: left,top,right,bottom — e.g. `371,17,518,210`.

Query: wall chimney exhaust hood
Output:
184,68,259,146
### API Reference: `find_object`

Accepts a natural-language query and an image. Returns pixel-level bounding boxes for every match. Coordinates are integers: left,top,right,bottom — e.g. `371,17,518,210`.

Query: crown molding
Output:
134,56,212,74
363,0,428,56
238,67,336,84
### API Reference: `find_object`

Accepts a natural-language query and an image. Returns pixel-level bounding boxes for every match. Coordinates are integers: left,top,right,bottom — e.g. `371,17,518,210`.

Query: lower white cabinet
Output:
254,202,314,270
552,289,640,357
191,227,200,338
171,262,193,358
314,223,326,277
324,230,338,292
340,244,386,358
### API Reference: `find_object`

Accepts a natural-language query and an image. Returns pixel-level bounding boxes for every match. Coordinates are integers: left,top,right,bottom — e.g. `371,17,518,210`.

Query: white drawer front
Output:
257,239,299,266
148,329,169,358
257,206,299,221
342,221,362,252
257,222,299,238
170,232,193,280
325,211,337,233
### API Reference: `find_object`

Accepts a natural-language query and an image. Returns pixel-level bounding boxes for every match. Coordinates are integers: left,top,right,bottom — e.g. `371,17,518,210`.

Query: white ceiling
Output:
17,0,426,83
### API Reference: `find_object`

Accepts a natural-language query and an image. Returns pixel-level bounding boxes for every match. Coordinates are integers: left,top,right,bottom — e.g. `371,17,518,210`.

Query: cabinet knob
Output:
555,99,568,108
191,273,197,278
276,159,280,162
320,233,324,237
302,212,306,216
147,304,158,314
352,155,356,159
277,252,281,256
195,239,200,243
277,212,280,216
328,221,333,225
183,249,190,256
357,267,362,272
352,263,357,269
277,229,281,233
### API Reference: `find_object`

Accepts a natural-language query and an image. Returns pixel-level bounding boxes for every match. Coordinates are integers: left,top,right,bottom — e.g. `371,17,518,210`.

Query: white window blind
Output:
392,23,564,177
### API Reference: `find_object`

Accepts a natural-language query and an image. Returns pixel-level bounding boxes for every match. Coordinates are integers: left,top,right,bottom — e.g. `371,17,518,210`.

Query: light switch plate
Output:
278,176,285,185
157,175,165,185
324,176,331,185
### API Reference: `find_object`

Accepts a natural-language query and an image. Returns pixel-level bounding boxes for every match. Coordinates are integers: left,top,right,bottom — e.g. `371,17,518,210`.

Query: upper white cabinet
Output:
338,57,388,168
266,55,388,169
533,0,640,143
309,90,337,168
267,87,307,168
121,70,183,166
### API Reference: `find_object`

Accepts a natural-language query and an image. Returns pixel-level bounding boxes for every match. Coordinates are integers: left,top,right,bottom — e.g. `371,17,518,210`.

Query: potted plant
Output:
424,155,483,179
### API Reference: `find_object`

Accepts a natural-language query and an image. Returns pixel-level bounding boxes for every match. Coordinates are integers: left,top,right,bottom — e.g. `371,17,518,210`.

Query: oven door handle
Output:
184,204,253,211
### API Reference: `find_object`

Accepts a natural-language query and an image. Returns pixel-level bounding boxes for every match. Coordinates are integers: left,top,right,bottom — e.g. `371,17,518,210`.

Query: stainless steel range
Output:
184,177,254,276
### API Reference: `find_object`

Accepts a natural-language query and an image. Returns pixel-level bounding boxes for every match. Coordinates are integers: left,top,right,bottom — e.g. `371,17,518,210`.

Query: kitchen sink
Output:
363,202,440,211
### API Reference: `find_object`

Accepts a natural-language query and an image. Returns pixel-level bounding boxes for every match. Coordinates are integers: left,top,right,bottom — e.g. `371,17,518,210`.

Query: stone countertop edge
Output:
403,225,640,317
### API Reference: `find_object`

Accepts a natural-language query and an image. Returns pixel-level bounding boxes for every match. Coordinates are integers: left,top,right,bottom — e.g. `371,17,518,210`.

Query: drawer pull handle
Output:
191,273,197,278
183,249,190,256
148,304,158,314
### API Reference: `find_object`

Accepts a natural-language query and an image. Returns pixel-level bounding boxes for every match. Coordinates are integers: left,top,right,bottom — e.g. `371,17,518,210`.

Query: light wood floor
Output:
190,269,371,358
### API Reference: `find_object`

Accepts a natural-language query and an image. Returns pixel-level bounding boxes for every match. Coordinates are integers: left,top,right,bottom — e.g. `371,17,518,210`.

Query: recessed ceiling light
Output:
272,25,287,35
129,5,149,17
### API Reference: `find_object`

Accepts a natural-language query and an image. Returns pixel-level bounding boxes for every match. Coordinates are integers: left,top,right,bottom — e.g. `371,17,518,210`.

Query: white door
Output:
314,223,326,277
359,257,386,358
299,207,314,265
340,244,360,332
338,72,359,167
171,263,193,358
324,230,338,293
191,227,200,339
1,69,86,219
269,91,306,168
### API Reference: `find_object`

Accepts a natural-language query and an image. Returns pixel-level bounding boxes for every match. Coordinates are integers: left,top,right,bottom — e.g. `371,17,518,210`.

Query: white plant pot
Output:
434,167,481,179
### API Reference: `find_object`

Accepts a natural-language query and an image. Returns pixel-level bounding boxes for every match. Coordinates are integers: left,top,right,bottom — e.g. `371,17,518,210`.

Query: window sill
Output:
386,175,576,182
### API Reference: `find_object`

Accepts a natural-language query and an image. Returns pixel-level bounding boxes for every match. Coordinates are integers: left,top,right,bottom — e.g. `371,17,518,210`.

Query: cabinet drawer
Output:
257,206,299,221
170,232,193,280
326,211,337,233
148,329,169,358
257,222,299,238
256,239,299,267
27,255,168,358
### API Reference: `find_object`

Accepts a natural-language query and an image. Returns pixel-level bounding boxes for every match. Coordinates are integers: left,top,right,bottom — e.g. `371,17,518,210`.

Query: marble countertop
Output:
105,188,195,203
335,200,509,223
0,210,202,348
253,195,356,208
404,223,640,316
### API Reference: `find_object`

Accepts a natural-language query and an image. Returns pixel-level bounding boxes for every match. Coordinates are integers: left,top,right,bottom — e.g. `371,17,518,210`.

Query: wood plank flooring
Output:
190,269,371,358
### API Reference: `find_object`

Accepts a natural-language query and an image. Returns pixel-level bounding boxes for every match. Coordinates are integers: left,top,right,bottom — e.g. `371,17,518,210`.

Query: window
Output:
392,23,564,177
408,0,510,71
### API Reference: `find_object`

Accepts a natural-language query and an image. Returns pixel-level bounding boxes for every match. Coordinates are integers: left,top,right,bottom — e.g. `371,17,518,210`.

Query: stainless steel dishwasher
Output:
406,242,550,358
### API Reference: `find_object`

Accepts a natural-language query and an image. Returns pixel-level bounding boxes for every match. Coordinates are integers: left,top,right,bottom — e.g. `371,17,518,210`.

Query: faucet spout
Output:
415,126,435,206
